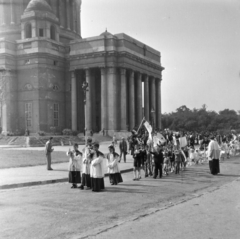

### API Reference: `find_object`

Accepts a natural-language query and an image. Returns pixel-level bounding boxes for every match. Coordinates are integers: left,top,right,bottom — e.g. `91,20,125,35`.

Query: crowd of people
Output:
44,128,240,192
66,138,123,192
127,128,240,180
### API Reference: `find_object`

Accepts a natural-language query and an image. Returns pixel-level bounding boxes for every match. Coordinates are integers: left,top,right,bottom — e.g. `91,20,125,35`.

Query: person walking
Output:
207,135,221,175
45,137,54,170
119,137,128,163
106,145,123,185
79,138,92,190
150,145,164,179
66,144,82,189
89,142,105,192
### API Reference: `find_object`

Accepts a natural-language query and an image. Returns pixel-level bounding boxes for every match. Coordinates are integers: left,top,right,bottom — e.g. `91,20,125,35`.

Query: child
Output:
106,145,123,185
174,147,181,174
133,144,141,180
163,150,169,175
194,149,200,164
67,147,82,189
189,148,195,165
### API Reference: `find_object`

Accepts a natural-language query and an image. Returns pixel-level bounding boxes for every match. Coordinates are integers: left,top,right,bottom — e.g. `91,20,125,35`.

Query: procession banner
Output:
153,136,160,147
180,149,187,161
136,117,145,134
156,133,166,144
179,136,187,148
173,136,177,146
143,120,152,140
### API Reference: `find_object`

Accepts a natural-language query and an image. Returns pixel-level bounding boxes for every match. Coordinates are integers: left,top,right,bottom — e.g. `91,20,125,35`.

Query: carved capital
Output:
120,68,126,76
100,67,106,76
129,70,134,79
71,71,76,79
144,75,149,82
85,68,90,77
107,67,117,75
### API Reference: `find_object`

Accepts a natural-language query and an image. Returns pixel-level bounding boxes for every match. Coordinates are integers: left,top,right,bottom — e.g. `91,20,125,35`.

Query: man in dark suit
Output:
45,137,54,170
119,137,128,163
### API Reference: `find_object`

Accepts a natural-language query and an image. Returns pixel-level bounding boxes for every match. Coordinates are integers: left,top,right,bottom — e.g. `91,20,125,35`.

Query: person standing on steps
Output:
45,137,54,170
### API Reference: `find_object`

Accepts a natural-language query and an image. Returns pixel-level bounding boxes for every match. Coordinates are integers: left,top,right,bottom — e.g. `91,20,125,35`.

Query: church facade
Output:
0,0,164,136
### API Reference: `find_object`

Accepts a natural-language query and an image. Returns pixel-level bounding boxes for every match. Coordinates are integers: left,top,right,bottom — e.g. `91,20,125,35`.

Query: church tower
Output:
0,0,82,134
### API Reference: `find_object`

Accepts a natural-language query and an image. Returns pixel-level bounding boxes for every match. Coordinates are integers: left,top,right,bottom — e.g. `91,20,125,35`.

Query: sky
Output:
81,0,240,114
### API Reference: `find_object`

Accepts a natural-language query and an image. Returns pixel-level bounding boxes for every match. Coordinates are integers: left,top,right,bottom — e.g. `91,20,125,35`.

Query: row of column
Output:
71,67,162,132
57,0,81,34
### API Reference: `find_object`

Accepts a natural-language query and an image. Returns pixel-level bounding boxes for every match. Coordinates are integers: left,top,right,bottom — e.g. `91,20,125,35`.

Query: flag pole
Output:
136,117,145,134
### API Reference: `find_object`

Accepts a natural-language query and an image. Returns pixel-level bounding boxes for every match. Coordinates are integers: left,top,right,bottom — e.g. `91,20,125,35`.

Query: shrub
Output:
7,131,14,136
72,130,78,136
38,131,45,136
62,129,73,135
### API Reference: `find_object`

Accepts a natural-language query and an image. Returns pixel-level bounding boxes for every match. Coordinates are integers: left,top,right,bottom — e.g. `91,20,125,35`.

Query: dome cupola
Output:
24,0,53,14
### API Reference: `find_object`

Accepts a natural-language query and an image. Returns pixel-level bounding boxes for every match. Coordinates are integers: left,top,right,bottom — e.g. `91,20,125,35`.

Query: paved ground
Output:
1,155,240,239
0,142,133,189
93,177,240,239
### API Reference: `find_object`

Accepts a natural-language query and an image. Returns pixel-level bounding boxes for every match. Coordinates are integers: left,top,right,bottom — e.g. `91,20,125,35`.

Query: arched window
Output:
25,23,32,39
50,25,56,40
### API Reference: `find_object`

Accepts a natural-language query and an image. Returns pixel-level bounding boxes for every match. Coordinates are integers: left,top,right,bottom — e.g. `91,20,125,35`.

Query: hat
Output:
92,141,99,148
87,137,92,143
108,144,114,150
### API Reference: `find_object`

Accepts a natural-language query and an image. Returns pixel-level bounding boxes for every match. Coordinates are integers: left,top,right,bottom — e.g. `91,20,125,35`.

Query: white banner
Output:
144,121,152,134
179,137,187,148
156,133,166,144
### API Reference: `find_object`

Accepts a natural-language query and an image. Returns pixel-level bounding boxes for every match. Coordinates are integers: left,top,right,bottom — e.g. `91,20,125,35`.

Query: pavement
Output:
0,142,133,190
91,176,240,239
1,144,240,239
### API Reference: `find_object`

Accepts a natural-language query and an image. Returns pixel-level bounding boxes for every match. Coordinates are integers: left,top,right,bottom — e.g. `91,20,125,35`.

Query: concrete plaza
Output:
0,145,240,239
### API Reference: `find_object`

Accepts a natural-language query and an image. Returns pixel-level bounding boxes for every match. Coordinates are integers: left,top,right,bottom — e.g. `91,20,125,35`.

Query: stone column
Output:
1,0,6,26
72,0,76,32
59,0,64,28
66,0,71,30
120,68,127,131
85,68,92,133
129,70,135,130
150,77,156,129
107,67,118,131
10,0,15,24
136,72,143,126
144,75,150,121
1,70,17,134
101,68,107,132
71,71,77,131
91,71,96,132
79,0,82,36
156,78,162,130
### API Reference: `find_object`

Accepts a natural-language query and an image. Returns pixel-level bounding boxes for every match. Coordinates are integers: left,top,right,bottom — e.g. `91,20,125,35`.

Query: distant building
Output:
0,0,164,136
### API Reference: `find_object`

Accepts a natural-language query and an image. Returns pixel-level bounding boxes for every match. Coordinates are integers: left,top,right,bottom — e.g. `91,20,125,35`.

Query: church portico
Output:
69,66,162,136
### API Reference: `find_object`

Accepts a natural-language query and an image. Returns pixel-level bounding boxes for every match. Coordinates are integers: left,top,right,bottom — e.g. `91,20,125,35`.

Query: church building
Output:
0,0,164,136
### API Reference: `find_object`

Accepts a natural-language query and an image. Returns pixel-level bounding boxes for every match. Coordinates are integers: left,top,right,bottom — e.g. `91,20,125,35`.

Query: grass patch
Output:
0,149,68,169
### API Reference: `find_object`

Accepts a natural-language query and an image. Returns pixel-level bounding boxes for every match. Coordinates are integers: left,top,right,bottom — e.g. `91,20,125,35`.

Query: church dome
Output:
100,30,114,37
24,0,53,13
